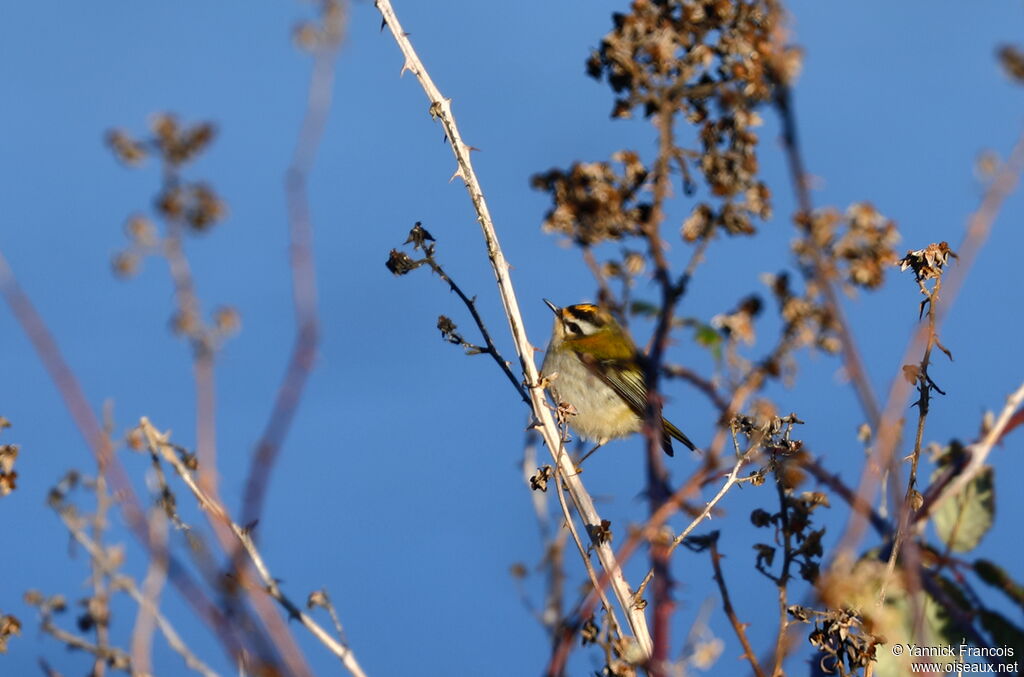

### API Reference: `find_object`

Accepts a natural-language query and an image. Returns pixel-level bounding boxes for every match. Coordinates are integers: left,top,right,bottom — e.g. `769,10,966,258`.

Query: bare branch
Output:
139,418,368,677
242,0,346,527
708,534,767,677
919,380,1024,521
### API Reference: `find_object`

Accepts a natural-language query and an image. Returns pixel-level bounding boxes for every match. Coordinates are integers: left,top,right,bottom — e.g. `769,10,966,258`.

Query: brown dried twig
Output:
51,500,219,677
139,418,367,677
707,533,768,677
772,82,882,429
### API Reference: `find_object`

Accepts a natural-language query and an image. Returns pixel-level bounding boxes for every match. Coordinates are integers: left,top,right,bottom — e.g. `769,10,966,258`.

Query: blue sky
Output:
2,2,1023,675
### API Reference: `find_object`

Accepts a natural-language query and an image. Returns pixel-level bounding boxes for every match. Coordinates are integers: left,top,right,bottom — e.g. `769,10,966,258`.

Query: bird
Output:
539,299,697,460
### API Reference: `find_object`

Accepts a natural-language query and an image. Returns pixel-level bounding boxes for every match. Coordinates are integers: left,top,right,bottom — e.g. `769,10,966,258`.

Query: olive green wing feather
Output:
574,353,697,456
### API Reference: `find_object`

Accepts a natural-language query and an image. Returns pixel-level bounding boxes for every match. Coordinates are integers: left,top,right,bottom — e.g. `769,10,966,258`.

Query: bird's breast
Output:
540,348,640,442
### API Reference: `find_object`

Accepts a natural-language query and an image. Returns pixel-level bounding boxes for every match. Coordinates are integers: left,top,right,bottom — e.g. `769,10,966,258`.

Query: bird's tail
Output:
662,419,698,456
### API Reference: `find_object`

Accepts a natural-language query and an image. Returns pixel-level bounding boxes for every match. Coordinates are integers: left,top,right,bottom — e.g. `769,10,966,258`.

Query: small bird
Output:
540,299,697,459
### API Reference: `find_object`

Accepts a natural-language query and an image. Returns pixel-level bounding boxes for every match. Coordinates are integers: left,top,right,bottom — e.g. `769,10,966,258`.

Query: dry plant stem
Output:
642,104,707,672
0,251,144,527
58,508,220,677
773,83,882,428
131,509,169,676
139,418,368,677
832,129,1024,572
318,592,350,648
0,249,249,666
878,277,943,605
663,363,730,414
709,538,767,677
581,246,618,317
165,219,314,677
770,474,794,677
801,457,889,536
90,474,113,677
40,619,135,674
374,0,652,656
551,466,624,639
421,255,529,403
162,217,219,495
666,449,753,557
921,380,1024,520
550,454,734,668
241,9,344,526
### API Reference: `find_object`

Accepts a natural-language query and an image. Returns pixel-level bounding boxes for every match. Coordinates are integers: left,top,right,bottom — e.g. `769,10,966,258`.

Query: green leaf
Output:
924,575,970,646
978,609,1024,660
694,324,722,361
628,300,659,317
974,559,1024,608
874,574,967,677
932,466,995,553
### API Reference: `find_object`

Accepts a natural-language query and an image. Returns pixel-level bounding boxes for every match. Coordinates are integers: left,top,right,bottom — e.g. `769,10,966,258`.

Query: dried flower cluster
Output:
531,152,651,245
0,613,19,654
793,203,900,290
711,294,762,345
788,606,881,677
764,271,841,356
293,0,345,52
0,417,17,498
107,114,238,352
997,44,1024,84
107,114,216,170
897,241,957,283
585,0,799,239
106,114,227,243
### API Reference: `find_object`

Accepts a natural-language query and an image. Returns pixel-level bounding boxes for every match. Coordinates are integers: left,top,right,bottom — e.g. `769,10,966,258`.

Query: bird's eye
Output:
565,321,583,335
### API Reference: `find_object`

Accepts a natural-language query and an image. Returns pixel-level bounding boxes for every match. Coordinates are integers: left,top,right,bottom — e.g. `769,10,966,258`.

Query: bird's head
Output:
543,300,634,358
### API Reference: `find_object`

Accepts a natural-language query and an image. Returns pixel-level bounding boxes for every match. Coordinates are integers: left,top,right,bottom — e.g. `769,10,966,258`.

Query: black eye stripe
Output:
565,321,583,335
568,307,600,325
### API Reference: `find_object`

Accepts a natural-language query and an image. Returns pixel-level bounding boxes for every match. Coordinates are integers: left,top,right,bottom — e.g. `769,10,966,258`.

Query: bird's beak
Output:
543,298,560,315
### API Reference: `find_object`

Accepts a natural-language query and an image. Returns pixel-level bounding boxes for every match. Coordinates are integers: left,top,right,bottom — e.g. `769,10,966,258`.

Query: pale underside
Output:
540,345,640,444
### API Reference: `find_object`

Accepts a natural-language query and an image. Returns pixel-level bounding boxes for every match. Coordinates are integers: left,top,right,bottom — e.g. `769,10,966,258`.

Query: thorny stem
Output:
801,457,889,537
546,457,720,675
550,448,750,668
709,535,768,677
139,418,368,677
879,275,945,605
770,469,794,677
375,0,652,656
546,465,623,675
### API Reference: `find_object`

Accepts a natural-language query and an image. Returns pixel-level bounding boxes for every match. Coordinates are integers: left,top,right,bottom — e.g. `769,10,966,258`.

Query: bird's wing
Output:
574,353,696,455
